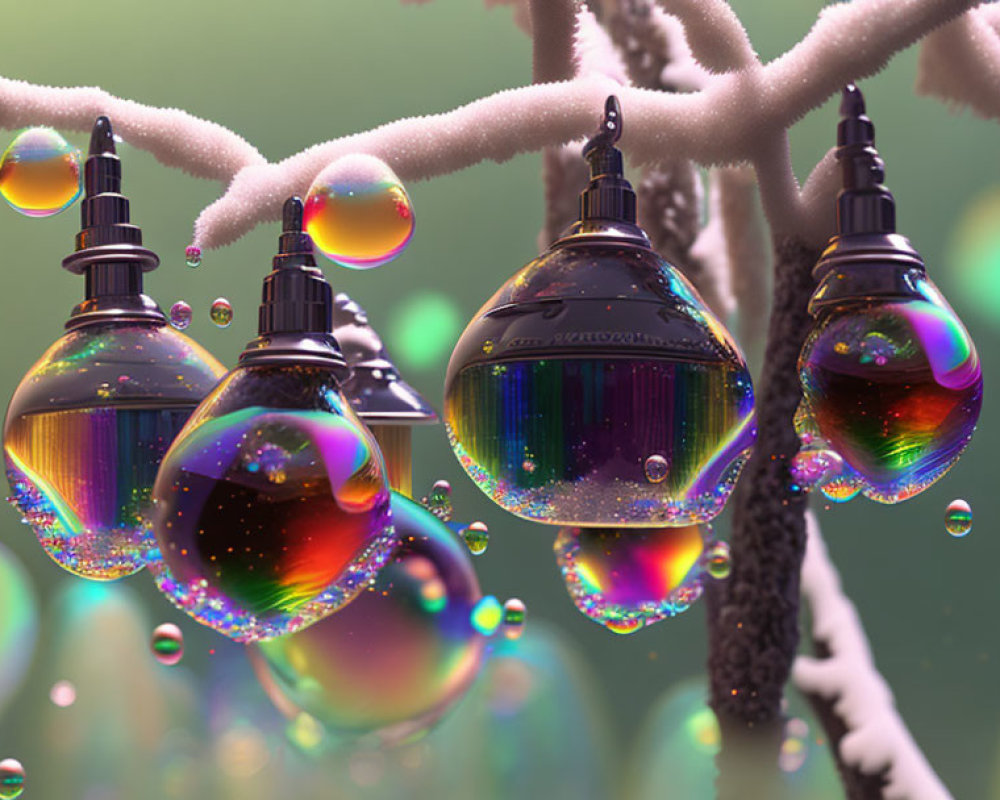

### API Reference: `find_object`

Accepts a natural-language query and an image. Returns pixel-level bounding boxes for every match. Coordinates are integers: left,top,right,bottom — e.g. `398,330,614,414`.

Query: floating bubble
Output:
184,245,202,269
0,759,24,799
386,292,461,370
249,493,485,745
944,499,972,537
0,128,81,217
151,622,184,665
470,595,503,636
49,679,76,707
169,301,192,330
644,454,669,484
147,367,395,642
799,285,982,504
422,479,453,522
304,153,414,270
703,541,731,580
789,448,842,491
502,598,526,640
554,525,705,634
210,298,233,328
461,521,489,555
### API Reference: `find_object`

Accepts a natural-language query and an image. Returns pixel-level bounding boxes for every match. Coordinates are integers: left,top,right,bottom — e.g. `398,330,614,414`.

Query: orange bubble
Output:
0,128,81,217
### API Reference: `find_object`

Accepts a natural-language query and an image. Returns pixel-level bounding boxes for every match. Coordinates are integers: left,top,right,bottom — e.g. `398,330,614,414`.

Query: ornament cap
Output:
239,196,348,373
63,116,164,329
554,95,651,248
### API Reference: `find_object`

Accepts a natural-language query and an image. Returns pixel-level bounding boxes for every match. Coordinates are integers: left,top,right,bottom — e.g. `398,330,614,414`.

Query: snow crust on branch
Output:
657,0,756,72
793,513,952,800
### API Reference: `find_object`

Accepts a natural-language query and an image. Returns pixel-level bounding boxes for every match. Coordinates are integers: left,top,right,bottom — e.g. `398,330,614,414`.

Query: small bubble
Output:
502,598,526,640
151,622,184,666
470,595,502,636
522,459,536,474
644,454,669,484
944,499,972,537
461,521,489,555
185,245,202,268
0,758,25,799
210,298,233,328
704,541,731,580
169,301,192,330
422,479,453,522
481,340,495,355
49,680,76,707
0,128,81,217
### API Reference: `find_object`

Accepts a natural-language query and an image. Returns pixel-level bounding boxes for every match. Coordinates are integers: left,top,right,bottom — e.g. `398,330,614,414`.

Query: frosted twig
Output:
657,0,757,72
794,512,953,800
917,4,1000,120
530,0,580,82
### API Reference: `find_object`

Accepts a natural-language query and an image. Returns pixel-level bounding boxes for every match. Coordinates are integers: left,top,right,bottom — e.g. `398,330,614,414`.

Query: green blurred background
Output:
0,0,997,797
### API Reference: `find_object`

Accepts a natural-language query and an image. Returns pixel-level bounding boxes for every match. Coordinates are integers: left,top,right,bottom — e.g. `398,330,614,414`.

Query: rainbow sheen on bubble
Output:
147,365,396,642
304,154,414,270
945,499,972,537
4,323,226,580
446,358,755,526
209,298,233,328
799,286,983,504
470,595,503,636
789,448,842,491
184,245,202,269
703,541,731,580
0,128,81,217
0,759,24,800
554,525,705,634
249,493,485,746
151,622,184,665
169,301,192,330
461,521,489,555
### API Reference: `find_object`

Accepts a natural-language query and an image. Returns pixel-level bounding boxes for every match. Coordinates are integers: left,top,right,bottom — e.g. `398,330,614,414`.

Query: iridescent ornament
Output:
502,598,526,640
554,524,705,634
210,298,233,328
461,521,489,555
147,198,395,642
3,118,225,581
184,245,202,268
0,127,81,217
169,301,192,330
797,86,982,504
944,499,972,537
445,98,755,526
304,153,414,270
151,622,184,665
0,759,24,800
248,493,485,746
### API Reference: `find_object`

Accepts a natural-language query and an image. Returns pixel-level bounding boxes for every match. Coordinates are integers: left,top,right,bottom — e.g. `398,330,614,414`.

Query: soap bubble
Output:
502,598,526,640
169,301,192,330
49,679,76,707
555,525,705,634
644,455,669,484
210,298,233,328
0,759,24,799
304,153,414,269
151,623,184,665
470,595,503,636
422,479,453,522
944,499,972,537
703,541,731,580
461,521,489,555
249,493,485,746
184,245,202,268
0,128,81,217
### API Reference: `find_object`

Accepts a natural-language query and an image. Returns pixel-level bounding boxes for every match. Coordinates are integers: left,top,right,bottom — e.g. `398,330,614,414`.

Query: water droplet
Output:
704,541,731,579
945,499,972,537
151,622,184,665
49,679,76,707
0,758,25,799
422,479,453,522
470,595,503,636
210,298,233,328
185,245,202,268
0,128,81,217
461,521,489,555
644,454,669,484
502,598,526,640
169,301,192,330
304,153,414,269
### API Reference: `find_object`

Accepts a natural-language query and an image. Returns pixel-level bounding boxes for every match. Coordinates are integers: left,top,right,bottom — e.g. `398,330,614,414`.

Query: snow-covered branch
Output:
529,0,580,82
657,0,757,72
793,512,952,800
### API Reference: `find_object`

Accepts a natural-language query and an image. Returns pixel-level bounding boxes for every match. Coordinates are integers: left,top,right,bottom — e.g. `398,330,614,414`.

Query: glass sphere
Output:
147,363,396,642
4,321,226,580
445,241,756,526
799,277,982,503
248,492,485,745
0,127,81,217
554,525,706,634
